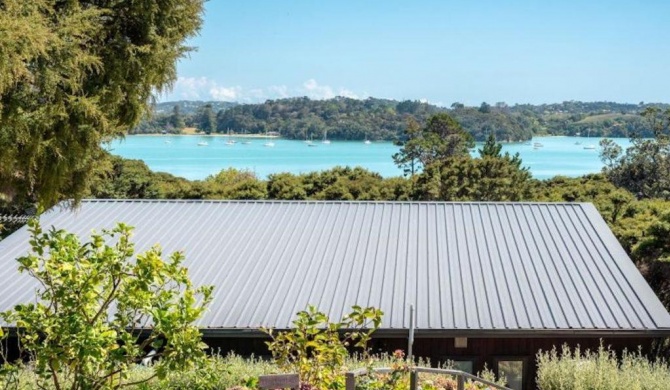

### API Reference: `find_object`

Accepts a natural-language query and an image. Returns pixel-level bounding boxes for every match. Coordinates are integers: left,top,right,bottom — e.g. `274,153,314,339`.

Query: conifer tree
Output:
0,0,205,208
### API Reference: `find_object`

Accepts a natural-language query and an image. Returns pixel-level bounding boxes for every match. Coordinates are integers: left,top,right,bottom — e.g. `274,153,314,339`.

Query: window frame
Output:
493,356,528,390
440,356,478,374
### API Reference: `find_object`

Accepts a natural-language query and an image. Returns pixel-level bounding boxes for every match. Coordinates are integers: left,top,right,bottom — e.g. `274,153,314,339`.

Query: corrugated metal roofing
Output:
0,200,669,335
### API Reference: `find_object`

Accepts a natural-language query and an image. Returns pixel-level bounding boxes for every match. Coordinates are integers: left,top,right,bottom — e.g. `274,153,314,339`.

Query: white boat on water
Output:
242,140,252,145
197,141,208,146
322,130,331,144
263,130,275,147
533,142,543,147
583,145,596,150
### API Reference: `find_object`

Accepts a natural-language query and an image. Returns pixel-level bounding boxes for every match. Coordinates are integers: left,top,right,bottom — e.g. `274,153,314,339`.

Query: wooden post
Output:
457,374,465,390
345,372,356,390
409,370,417,390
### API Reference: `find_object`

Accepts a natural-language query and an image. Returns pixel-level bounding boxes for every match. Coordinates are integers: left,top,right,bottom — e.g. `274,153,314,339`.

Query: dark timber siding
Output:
203,335,658,390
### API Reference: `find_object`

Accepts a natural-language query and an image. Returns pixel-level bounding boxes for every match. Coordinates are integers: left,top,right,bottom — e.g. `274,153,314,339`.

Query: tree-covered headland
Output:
132,98,669,143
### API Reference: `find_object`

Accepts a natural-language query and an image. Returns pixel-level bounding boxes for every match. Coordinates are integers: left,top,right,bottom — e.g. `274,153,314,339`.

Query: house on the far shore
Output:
1,200,669,390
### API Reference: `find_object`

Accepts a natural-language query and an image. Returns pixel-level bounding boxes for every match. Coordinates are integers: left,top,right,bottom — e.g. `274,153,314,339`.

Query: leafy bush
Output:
536,343,670,390
0,221,213,390
263,305,383,389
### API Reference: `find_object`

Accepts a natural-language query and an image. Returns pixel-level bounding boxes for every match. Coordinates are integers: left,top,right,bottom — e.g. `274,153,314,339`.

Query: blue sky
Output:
162,0,670,106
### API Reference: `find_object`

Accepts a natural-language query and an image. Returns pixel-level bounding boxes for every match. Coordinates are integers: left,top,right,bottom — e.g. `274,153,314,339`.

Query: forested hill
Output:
215,97,537,141
132,98,668,141
154,100,237,115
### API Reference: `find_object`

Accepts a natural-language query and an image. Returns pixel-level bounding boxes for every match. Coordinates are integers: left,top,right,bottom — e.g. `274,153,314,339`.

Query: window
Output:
451,360,474,374
496,359,525,390
442,357,475,374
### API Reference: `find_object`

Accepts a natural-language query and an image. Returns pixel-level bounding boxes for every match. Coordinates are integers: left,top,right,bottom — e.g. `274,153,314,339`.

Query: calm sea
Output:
106,136,633,180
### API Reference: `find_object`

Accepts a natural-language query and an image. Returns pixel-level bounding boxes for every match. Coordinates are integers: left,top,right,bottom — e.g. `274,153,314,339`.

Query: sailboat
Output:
322,130,331,144
241,129,252,144
263,130,275,147
583,129,596,150
364,133,371,144
225,129,236,145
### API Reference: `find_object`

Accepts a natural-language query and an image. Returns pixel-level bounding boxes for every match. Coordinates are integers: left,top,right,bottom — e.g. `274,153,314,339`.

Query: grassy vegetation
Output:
576,113,637,124
537,344,670,390
0,353,495,390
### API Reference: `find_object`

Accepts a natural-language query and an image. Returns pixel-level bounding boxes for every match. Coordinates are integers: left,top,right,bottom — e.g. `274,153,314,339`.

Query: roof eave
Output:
195,327,670,338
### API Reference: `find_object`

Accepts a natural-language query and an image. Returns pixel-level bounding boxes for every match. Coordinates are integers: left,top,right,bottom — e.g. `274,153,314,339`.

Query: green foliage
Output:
91,156,161,199
202,169,268,200
536,343,670,390
416,154,532,202
0,352,434,390
263,305,383,389
129,99,669,142
0,0,205,208
267,173,309,200
198,104,217,134
532,174,636,224
478,134,503,158
635,211,670,262
600,108,670,200
212,97,538,142
153,353,279,390
171,105,186,131
393,118,423,177
0,221,213,390
394,113,474,173
355,351,410,390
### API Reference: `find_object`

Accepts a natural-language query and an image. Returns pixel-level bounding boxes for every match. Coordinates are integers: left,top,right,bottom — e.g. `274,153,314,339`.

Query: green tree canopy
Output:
600,107,670,199
414,134,532,202
1,221,213,389
0,0,205,208
393,113,474,173
198,104,216,134
171,105,186,131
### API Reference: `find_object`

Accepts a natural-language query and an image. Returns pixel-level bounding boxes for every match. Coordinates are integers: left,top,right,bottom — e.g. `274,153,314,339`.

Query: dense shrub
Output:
536,344,670,390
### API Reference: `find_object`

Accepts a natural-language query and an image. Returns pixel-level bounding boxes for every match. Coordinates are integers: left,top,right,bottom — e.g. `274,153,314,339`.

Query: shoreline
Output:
130,133,281,139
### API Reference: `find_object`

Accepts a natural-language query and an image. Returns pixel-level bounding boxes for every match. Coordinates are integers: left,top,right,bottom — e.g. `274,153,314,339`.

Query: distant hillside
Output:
154,100,237,115
130,98,668,140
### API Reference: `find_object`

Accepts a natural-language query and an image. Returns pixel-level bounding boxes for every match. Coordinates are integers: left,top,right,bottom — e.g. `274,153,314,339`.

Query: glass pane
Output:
498,360,523,390
452,360,473,374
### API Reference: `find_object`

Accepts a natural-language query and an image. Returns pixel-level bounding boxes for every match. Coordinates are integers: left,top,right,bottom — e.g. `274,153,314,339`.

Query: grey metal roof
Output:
1,200,669,336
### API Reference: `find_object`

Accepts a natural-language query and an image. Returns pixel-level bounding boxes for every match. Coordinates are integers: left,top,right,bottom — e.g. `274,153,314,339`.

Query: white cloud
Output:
268,85,289,98
173,76,215,99
302,78,335,100
164,77,364,103
210,86,241,101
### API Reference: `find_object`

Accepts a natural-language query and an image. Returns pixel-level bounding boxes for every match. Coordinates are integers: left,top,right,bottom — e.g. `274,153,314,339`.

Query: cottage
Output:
1,200,669,389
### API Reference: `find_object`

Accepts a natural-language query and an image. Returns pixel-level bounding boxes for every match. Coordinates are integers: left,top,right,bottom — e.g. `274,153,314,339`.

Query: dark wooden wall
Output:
204,335,659,390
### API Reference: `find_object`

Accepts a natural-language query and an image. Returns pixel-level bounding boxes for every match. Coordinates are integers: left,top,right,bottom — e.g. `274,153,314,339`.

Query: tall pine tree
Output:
0,0,205,208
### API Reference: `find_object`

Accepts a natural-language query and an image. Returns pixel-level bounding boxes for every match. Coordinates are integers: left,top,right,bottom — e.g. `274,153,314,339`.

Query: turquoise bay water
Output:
106,136,633,180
